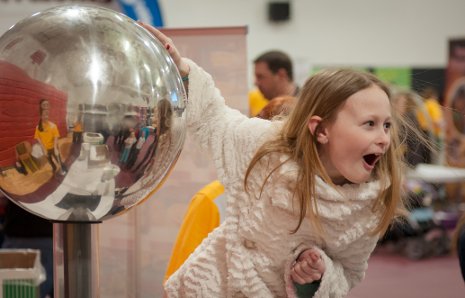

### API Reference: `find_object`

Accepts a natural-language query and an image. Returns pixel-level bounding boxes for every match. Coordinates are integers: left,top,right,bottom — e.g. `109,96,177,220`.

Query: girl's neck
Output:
331,177,351,186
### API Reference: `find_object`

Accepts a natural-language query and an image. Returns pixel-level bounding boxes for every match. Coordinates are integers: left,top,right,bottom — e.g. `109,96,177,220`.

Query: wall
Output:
157,0,465,86
2,0,465,86
0,61,67,167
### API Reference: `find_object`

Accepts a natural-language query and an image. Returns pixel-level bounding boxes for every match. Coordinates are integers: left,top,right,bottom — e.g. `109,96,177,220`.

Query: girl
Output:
141,24,407,297
35,101,66,176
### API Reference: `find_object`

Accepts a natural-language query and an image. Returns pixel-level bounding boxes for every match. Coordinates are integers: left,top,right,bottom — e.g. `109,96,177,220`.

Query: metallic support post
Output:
53,223,100,298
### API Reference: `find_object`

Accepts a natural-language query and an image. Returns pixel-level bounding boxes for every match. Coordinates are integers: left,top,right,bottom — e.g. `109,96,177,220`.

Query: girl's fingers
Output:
291,271,307,285
310,253,320,262
291,261,323,282
291,266,322,284
137,22,188,74
309,272,322,282
298,249,319,261
311,255,325,272
138,22,167,41
138,23,175,51
297,261,313,275
302,251,325,272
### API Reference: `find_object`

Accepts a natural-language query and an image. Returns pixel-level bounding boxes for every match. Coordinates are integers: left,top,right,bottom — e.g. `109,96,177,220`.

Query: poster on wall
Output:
373,67,411,90
442,38,465,204
1,0,163,37
444,38,465,168
311,66,445,96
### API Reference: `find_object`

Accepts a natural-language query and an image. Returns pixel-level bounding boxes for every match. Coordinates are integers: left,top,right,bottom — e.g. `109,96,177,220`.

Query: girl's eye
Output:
366,120,375,127
384,122,392,129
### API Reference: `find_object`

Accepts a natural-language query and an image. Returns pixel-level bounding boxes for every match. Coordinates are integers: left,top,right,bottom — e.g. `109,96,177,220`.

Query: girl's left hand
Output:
291,248,326,284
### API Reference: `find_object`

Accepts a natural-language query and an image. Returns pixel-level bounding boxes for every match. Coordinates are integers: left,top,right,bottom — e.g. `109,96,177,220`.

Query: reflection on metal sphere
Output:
0,5,187,222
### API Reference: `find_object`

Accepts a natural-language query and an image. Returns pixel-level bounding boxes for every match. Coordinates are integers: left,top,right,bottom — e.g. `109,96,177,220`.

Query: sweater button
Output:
243,239,256,249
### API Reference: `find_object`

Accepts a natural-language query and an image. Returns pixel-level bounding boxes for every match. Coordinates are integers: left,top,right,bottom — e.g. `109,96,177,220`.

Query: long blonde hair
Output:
245,68,406,236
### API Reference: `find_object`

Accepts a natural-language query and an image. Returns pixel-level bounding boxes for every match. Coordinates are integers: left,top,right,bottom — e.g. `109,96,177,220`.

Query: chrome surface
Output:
0,4,186,222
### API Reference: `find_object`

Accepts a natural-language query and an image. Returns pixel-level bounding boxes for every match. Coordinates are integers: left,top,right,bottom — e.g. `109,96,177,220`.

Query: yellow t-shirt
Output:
73,121,83,132
34,121,59,150
248,89,268,117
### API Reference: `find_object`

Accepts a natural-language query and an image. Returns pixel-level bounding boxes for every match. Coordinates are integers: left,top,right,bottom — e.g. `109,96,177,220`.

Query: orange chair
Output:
248,88,268,117
15,141,39,174
164,180,224,283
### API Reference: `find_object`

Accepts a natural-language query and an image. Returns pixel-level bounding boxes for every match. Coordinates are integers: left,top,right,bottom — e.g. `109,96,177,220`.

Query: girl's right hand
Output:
138,22,190,77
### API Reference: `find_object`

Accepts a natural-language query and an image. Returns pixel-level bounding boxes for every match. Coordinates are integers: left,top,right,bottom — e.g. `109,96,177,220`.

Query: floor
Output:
347,251,464,298
0,135,71,196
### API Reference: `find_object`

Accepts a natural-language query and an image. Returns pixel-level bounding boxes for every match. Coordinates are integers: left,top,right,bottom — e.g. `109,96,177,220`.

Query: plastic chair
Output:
15,141,39,174
164,180,224,283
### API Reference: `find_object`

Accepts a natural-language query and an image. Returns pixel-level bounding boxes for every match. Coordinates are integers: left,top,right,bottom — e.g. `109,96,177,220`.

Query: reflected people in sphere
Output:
35,99,67,176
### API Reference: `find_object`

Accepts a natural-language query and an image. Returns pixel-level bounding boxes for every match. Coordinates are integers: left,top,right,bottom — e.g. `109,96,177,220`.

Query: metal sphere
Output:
0,5,186,222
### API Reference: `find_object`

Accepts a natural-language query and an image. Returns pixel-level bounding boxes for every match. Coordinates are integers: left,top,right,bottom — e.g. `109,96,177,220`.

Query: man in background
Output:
248,50,300,116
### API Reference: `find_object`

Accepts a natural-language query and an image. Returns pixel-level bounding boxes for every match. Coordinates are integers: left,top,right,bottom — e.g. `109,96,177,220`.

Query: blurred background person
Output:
72,114,83,144
256,95,297,120
249,50,299,117
34,100,66,176
392,90,433,166
417,86,445,158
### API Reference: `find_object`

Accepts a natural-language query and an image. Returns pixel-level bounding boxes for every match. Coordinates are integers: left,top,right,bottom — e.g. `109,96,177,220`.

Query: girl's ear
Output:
308,116,328,144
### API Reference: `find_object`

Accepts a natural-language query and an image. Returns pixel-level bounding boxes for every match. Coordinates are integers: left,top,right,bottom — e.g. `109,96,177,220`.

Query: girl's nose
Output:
377,130,390,151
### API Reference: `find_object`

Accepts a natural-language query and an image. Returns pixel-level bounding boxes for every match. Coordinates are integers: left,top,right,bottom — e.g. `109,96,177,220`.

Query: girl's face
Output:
41,109,50,121
316,85,392,185
40,100,50,110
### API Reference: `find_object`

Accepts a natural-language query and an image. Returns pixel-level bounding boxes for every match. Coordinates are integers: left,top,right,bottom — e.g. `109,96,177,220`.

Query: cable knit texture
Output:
164,59,383,298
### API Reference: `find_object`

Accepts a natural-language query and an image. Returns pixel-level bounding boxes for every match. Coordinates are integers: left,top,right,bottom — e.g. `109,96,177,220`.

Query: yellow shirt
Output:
34,121,59,150
416,98,444,137
248,89,268,117
73,121,83,132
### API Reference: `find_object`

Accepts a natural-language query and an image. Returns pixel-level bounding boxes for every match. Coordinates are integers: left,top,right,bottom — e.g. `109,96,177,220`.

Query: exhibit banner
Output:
0,1,120,34
116,0,164,26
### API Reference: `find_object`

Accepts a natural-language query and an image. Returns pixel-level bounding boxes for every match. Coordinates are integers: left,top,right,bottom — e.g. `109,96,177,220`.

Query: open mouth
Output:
363,154,379,167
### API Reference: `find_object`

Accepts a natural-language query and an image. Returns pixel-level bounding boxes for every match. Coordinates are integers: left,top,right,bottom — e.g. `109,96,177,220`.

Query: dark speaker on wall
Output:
268,2,290,22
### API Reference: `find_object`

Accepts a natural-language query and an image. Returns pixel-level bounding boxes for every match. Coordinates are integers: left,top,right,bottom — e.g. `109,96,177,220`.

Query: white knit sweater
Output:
164,59,383,298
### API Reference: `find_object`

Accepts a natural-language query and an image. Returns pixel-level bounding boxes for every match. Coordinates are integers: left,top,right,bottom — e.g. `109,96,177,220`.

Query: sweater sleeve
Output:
285,238,378,298
321,238,378,298
183,58,271,182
